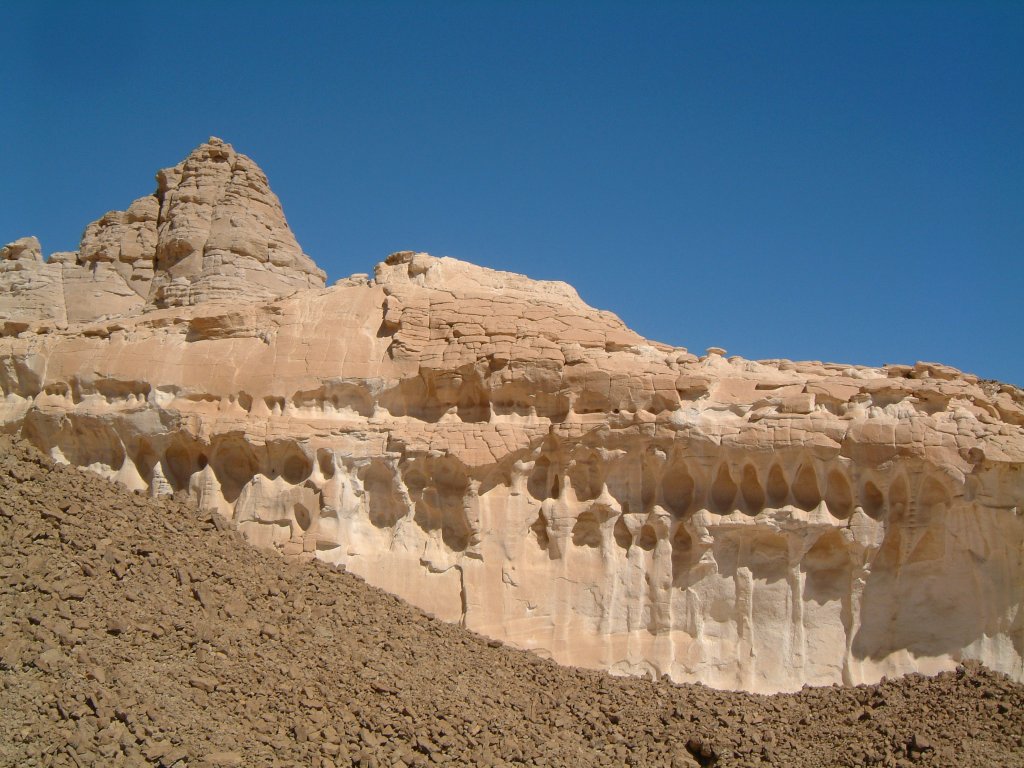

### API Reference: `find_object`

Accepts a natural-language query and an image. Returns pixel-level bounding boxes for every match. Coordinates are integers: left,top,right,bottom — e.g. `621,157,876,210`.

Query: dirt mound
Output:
1,436,1021,768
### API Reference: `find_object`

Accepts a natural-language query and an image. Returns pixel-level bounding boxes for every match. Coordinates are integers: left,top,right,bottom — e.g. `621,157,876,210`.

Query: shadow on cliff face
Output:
852,492,1024,665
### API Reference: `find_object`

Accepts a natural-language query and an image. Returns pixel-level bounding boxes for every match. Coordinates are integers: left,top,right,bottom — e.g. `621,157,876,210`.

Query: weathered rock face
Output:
0,237,67,330
1,141,1022,693
147,138,325,306
0,138,325,326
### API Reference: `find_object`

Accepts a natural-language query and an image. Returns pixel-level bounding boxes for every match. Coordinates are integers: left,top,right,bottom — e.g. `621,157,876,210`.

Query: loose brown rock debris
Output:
1,436,1021,768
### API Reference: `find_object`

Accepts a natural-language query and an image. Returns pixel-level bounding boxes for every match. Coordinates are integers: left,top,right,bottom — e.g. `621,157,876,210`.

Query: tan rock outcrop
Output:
0,237,66,329
1,141,1021,693
0,138,325,326
78,194,161,299
148,137,325,306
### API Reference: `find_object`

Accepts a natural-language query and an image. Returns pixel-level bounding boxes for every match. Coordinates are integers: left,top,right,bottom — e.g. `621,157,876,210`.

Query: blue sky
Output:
3,1,1022,384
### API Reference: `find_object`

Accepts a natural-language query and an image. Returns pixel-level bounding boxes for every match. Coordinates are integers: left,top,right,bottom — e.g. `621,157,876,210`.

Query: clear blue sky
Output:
3,1,1022,384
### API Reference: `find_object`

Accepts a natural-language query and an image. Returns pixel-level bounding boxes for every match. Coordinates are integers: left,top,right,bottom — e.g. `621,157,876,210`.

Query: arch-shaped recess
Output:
264,441,313,485
361,461,407,529
441,509,472,552
294,503,312,531
327,381,374,417
746,533,789,583
766,463,788,507
636,524,658,552
792,464,821,511
33,416,128,475
670,524,694,586
661,460,694,517
567,451,603,502
456,373,490,423
825,469,854,519
908,476,948,563
710,464,738,514
490,383,533,418
531,511,550,551
603,455,634,514
888,475,909,525
574,390,610,415
403,465,430,499
862,479,884,519
209,436,259,503
801,529,851,604
527,455,555,501
571,510,602,548
316,448,336,480
918,476,950,522
403,457,472,552
432,458,469,505
641,454,660,510
164,437,201,491
739,464,764,514
613,516,632,549
434,458,472,551
534,391,570,422
133,440,160,487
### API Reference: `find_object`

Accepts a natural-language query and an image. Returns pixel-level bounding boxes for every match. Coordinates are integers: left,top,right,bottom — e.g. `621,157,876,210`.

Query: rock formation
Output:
0,138,325,328
4,435,1022,768
1,140,1022,693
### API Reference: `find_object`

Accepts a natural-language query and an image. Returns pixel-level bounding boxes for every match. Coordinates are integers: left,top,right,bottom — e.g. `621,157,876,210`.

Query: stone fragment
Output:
34,647,65,673
62,585,88,606
189,675,219,693
105,618,129,635
203,753,243,766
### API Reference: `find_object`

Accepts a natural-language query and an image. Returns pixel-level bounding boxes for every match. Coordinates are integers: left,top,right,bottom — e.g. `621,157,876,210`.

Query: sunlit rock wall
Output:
2,249,1021,693
2,141,1021,693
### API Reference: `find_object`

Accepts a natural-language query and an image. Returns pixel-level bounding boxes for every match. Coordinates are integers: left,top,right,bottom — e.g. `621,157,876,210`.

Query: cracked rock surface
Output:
1,435,1022,768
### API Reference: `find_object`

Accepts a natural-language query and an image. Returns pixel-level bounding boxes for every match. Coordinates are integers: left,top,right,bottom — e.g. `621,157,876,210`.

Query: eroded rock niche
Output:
14,391,1024,693
2,139,1022,693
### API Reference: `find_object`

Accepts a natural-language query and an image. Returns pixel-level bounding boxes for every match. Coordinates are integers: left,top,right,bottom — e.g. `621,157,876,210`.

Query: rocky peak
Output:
0,138,327,326
148,137,325,306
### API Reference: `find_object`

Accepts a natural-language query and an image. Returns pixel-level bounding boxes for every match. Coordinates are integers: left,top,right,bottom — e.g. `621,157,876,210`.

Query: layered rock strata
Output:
0,138,325,327
1,141,1022,693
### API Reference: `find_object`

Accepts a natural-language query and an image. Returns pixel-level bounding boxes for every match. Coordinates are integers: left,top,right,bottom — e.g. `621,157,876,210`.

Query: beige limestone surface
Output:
1,140,1022,693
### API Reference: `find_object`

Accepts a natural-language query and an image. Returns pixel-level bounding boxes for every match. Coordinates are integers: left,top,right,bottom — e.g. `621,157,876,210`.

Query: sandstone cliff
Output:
1,140,1022,693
